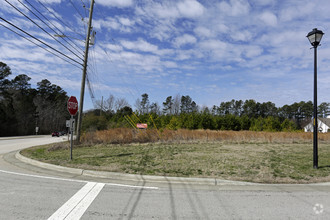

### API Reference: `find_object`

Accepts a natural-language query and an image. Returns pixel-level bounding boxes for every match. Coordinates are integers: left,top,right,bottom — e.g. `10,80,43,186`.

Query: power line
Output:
69,0,85,20
5,0,84,62
36,0,85,39
80,0,88,18
86,46,101,105
0,16,83,67
0,22,82,69
86,74,95,99
68,0,87,33
23,0,85,58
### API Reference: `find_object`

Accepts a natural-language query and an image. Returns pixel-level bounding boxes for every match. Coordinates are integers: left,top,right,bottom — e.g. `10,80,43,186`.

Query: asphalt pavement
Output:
0,136,329,219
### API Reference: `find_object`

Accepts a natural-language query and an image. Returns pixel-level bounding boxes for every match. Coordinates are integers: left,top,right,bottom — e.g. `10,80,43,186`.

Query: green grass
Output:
21,142,330,183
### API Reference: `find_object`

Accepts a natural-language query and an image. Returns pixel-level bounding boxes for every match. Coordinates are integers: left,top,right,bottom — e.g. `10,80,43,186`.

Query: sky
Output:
1,0,330,111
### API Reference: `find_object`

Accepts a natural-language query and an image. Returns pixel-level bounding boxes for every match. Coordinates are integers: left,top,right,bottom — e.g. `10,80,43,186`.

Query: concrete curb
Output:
16,151,83,176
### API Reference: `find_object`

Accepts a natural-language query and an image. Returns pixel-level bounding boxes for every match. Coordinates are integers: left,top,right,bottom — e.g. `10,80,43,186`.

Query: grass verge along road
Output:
21,141,330,184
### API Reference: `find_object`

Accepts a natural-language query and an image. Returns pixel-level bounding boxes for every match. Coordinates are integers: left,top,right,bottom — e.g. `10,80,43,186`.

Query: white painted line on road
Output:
48,182,104,220
65,183,105,219
0,169,87,183
0,169,159,189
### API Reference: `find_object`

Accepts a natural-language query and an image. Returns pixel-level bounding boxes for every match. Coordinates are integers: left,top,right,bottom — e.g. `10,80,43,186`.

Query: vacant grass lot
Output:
21,135,330,183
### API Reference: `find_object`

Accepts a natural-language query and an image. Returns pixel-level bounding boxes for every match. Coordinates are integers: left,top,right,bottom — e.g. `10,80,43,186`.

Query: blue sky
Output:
1,0,330,111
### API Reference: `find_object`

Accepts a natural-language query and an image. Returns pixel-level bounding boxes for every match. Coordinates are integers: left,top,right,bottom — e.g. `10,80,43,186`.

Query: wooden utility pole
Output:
76,0,95,142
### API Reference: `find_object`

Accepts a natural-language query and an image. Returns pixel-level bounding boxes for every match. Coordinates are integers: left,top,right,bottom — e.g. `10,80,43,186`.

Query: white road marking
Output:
65,183,105,219
48,182,104,220
0,169,158,189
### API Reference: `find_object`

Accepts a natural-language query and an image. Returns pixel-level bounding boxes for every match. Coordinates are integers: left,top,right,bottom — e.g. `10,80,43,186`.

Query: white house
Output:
304,117,330,133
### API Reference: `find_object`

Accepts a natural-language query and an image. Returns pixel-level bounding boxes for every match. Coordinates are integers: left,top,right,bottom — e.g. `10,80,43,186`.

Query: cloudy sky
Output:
1,0,330,111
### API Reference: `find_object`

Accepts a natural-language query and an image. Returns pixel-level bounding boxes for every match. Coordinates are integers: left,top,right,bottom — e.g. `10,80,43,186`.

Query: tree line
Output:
2,61,330,136
84,93,330,132
0,62,69,136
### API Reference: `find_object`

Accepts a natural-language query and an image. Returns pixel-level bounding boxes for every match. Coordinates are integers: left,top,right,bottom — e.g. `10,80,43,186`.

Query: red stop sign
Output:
67,96,78,116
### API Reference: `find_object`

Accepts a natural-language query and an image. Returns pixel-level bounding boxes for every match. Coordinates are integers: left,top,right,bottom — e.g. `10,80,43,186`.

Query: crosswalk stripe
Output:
48,182,104,220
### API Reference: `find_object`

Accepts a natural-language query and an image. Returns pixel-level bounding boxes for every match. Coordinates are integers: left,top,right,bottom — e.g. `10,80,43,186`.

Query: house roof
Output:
318,118,330,126
304,118,330,127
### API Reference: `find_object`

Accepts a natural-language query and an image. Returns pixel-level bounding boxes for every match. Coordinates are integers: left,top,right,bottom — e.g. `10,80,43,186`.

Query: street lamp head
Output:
307,28,324,48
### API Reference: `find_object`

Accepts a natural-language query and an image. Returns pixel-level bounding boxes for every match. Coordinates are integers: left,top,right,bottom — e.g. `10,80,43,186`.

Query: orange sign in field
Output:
136,123,148,129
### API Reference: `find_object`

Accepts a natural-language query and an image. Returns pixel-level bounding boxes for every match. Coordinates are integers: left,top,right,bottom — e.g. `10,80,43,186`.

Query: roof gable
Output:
318,118,330,126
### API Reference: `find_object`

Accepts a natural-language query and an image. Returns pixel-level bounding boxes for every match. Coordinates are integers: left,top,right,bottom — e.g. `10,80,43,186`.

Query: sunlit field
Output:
21,129,330,183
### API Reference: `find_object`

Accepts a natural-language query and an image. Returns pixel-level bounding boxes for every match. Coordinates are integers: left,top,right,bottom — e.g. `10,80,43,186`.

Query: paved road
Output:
0,135,66,154
0,136,330,219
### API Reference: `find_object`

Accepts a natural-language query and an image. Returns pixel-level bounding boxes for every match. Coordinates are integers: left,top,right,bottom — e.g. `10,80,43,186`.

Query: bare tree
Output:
173,93,181,115
134,98,142,114
115,98,129,112
104,94,115,113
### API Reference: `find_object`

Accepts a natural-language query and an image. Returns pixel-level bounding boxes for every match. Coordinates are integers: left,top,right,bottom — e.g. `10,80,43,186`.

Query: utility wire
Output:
23,0,84,57
36,0,85,39
86,56,99,105
0,17,83,67
68,0,87,32
81,0,88,18
86,74,95,99
100,45,137,100
69,0,85,20
5,0,84,62
0,22,82,69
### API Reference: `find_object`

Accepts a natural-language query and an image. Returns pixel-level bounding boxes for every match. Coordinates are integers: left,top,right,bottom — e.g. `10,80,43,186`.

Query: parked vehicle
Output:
58,131,67,136
52,131,59,137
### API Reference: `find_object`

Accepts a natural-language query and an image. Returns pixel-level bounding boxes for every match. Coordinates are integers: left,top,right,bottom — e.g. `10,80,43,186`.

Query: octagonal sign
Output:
67,96,78,116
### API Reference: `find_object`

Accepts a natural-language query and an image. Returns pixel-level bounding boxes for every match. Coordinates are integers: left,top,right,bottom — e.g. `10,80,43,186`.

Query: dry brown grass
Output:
22,141,330,183
81,128,330,145
23,129,330,183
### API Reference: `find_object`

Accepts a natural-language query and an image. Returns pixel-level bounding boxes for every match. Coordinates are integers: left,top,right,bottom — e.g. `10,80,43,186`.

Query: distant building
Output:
304,117,330,133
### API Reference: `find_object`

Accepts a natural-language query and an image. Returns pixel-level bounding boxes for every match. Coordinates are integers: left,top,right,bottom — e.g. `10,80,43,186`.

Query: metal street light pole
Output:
307,28,324,169
76,0,95,142
313,43,318,169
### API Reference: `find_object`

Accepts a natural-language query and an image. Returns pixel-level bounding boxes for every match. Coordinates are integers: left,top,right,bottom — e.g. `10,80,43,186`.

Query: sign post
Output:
67,96,78,160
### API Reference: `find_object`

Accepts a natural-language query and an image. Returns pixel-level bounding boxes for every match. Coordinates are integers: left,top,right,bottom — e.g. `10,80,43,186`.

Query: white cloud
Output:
163,61,178,68
4,0,330,110
177,0,205,18
173,34,197,47
136,0,204,20
0,44,61,64
253,0,275,6
136,2,178,19
97,0,133,8
243,46,263,58
39,0,61,3
199,40,227,51
104,43,123,52
259,11,277,26
118,17,135,26
93,16,133,32
218,0,250,16
120,39,158,53
175,50,193,60
0,1,29,16
231,30,252,42
149,22,178,41
194,26,212,38
279,2,314,22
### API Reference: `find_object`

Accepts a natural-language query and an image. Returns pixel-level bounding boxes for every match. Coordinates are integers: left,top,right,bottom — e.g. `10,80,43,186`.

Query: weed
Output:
20,131,330,183
80,128,330,145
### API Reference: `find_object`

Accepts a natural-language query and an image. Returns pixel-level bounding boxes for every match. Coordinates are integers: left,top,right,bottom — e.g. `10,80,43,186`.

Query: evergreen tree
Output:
163,96,173,115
